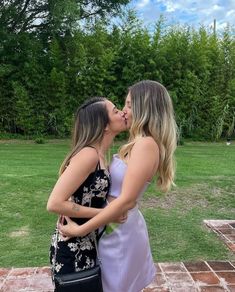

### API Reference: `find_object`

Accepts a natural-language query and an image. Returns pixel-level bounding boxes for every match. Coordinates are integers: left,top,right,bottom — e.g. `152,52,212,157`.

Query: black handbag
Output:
53,227,103,292
54,264,102,292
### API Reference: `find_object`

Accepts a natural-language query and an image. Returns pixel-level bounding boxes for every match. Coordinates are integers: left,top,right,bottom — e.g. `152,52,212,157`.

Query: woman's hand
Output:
113,212,128,224
58,216,84,240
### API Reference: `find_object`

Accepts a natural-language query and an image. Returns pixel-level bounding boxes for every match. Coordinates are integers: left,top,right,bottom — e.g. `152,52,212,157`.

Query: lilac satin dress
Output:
98,155,156,292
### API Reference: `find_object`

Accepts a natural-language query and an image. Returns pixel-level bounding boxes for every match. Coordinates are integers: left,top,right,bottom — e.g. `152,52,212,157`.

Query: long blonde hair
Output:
119,80,178,192
59,97,109,175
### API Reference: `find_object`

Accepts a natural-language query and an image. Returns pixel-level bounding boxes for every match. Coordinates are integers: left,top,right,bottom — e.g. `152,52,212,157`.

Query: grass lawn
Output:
0,140,234,267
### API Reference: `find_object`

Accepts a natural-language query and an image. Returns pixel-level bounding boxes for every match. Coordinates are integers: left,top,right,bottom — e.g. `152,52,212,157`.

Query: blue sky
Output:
128,0,235,30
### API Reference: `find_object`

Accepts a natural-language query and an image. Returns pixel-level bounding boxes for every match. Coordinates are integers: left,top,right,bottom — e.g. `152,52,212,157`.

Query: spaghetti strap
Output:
96,160,101,170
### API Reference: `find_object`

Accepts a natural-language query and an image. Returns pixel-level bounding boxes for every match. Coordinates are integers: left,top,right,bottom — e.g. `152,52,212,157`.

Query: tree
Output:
0,0,130,136
0,0,130,34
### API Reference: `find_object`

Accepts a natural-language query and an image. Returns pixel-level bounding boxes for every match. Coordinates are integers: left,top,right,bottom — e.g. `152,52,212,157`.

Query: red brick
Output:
171,287,198,292
143,288,170,292
216,272,235,284
184,261,210,272
207,261,235,271
226,235,235,242
154,263,161,272
190,272,220,285
148,273,167,287
217,227,233,233
29,273,54,290
165,272,194,285
0,268,11,278
200,286,226,292
160,262,187,273
227,243,235,251
35,266,52,277
1,277,31,291
227,285,235,291
9,267,36,278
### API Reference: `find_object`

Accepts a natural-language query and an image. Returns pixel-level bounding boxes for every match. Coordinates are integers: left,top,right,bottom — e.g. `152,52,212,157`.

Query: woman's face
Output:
122,92,132,129
105,100,127,135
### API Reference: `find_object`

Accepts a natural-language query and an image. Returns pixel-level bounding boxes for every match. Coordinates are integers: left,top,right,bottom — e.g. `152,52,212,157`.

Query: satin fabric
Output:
99,155,156,292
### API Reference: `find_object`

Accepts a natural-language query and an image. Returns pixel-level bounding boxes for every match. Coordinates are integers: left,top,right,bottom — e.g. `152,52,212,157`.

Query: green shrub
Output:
34,137,46,144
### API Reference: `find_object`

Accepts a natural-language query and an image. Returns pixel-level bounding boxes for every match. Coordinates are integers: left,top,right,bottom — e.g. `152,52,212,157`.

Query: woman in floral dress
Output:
47,97,127,276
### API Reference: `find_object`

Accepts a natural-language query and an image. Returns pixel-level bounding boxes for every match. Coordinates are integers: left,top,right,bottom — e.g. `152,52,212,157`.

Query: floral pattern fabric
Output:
49,168,110,276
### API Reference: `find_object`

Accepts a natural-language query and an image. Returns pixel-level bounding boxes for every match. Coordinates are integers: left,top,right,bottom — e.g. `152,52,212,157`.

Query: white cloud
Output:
164,1,180,13
212,4,223,11
130,0,235,31
214,21,228,31
136,0,150,8
226,9,235,17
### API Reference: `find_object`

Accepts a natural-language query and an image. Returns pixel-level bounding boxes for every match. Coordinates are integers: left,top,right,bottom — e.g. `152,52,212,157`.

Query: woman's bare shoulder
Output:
69,147,99,169
133,136,159,153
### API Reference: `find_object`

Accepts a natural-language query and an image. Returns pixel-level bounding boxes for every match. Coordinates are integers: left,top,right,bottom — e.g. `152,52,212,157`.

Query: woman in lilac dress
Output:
59,80,178,292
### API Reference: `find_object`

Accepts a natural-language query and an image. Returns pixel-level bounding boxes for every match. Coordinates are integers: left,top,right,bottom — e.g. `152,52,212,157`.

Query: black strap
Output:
97,226,106,241
87,145,106,241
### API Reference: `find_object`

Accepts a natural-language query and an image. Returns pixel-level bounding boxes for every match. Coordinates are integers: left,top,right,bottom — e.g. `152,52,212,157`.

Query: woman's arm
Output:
59,137,159,236
47,147,102,218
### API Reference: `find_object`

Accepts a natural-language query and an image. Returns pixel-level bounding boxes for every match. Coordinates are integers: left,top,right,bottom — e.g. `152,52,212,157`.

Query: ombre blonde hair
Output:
59,97,109,175
119,80,178,192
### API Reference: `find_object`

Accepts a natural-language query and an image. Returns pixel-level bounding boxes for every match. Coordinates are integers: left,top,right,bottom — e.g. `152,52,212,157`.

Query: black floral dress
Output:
49,162,110,276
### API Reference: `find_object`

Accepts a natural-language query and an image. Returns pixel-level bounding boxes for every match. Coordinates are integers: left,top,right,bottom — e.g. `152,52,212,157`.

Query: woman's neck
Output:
92,133,115,158
100,133,115,155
